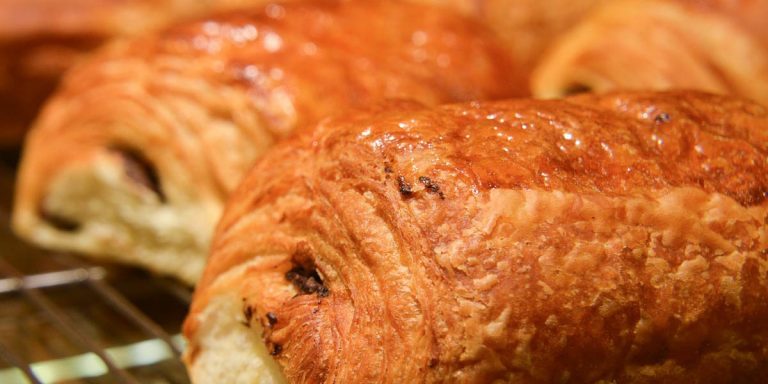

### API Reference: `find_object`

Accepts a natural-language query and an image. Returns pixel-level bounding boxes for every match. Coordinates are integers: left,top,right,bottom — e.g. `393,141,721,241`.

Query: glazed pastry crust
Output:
12,0,523,284
532,0,768,104
186,91,768,383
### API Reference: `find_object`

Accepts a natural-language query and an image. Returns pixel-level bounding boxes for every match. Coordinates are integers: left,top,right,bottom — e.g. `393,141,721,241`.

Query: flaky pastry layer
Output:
186,91,768,382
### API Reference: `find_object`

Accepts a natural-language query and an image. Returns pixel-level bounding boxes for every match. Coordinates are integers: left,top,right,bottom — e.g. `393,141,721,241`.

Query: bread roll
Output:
12,0,523,284
0,0,282,146
185,91,768,383
532,0,768,104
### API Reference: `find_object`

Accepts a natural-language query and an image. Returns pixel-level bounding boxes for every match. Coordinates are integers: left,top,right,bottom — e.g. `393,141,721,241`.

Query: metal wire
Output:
0,257,141,384
0,266,104,294
0,160,190,383
54,253,184,357
0,339,42,384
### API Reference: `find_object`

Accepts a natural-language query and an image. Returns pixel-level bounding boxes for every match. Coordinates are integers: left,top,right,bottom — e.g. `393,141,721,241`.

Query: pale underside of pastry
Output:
531,0,768,104
12,0,524,284
189,267,287,384
185,91,768,383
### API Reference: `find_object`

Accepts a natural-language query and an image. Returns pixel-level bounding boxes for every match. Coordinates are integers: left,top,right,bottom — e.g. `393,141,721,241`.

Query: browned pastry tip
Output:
532,0,768,103
12,0,525,284
186,90,768,383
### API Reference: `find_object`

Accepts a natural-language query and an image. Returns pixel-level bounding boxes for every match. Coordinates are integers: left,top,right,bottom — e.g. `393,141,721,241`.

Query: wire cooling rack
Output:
0,151,192,383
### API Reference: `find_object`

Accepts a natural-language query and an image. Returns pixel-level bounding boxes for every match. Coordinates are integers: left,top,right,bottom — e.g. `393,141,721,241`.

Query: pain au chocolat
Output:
184,91,768,383
531,0,768,103
12,0,523,284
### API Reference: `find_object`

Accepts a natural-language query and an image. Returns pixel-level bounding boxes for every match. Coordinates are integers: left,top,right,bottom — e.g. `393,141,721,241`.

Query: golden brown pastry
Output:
532,0,768,103
0,0,280,146
416,0,606,79
12,0,523,284
184,91,768,383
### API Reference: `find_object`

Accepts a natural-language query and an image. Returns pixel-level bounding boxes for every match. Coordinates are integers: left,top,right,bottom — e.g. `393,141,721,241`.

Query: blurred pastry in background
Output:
531,0,768,103
0,0,285,147
1,0,618,149
12,0,525,284
418,0,606,79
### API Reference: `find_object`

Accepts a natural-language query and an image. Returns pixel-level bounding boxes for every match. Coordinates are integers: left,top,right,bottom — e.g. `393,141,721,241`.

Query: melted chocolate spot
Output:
40,208,81,232
112,148,165,202
266,312,278,327
418,176,445,199
397,176,413,197
285,265,329,298
654,112,671,124
302,276,322,293
271,344,282,356
562,83,592,96
285,270,298,281
241,301,253,327
243,306,253,322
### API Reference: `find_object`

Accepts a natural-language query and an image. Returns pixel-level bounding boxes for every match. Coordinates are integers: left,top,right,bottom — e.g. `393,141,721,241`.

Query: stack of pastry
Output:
8,0,768,382
12,0,524,284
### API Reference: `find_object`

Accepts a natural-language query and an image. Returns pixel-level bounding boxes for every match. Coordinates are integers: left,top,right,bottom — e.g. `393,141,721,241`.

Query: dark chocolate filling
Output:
40,207,81,232
561,83,592,96
266,312,278,327
654,112,672,124
111,147,165,202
